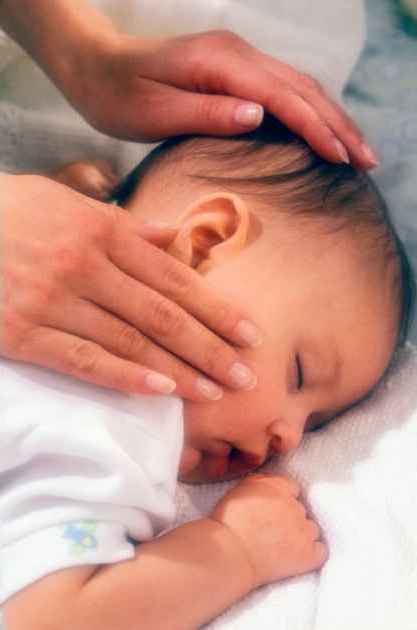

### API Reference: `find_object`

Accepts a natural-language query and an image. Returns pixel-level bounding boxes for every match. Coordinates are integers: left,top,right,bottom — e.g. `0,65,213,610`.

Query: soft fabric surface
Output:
0,360,183,604
175,342,417,629
1,1,417,628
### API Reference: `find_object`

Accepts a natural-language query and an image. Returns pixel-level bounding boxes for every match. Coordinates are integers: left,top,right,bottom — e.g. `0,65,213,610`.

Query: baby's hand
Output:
210,474,327,589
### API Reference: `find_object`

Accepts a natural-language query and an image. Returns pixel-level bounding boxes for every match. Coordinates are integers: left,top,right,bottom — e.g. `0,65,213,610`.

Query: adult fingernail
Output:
145,371,176,394
235,320,263,347
235,103,264,127
334,139,350,164
229,362,257,390
361,142,380,167
197,377,224,401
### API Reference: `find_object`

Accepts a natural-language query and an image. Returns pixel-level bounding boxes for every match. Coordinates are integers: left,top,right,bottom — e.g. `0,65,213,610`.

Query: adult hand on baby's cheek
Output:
66,29,377,169
135,223,178,251
210,474,327,589
1,175,260,399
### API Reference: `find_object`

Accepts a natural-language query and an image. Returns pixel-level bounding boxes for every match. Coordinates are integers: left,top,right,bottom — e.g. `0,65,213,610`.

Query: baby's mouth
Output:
179,446,265,483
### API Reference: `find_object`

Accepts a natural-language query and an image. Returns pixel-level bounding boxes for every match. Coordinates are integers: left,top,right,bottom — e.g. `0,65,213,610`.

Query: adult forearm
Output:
0,0,117,90
78,518,254,630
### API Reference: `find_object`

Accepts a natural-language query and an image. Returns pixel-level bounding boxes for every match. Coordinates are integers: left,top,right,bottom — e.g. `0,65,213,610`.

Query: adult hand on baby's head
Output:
0,174,261,400
64,29,377,169
211,474,327,589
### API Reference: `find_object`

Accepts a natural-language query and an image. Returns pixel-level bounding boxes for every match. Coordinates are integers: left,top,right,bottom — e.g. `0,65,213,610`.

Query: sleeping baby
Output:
1,118,415,630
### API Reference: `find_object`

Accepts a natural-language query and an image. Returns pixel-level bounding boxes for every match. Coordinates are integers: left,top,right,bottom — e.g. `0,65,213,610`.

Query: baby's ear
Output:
167,193,251,271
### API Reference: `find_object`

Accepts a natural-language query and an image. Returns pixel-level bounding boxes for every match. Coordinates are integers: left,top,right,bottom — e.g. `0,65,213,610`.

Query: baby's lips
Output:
228,449,264,475
202,454,229,480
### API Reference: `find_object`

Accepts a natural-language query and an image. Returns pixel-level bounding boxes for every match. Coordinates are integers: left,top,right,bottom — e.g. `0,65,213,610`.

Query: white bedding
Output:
175,343,417,629
1,2,417,629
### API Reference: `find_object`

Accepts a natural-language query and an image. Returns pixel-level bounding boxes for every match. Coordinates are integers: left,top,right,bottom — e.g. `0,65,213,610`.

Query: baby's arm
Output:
5,518,253,630
4,475,326,630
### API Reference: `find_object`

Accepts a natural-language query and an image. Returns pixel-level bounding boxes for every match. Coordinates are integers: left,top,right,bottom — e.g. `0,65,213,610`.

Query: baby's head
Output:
113,118,415,483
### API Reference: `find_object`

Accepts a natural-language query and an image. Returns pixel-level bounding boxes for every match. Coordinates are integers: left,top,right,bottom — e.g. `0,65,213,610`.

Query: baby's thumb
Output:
168,92,264,137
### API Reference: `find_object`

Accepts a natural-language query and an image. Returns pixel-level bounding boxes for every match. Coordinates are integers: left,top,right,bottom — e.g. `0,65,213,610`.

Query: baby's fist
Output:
210,474,327,588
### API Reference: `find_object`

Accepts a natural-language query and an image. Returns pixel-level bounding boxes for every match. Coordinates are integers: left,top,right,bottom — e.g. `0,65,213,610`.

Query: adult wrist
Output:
0,0,119,98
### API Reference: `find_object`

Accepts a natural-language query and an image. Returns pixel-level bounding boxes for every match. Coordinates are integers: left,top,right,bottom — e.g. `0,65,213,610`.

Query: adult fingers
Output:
190,40,377,168
251,52,377,168
89,260,258,392
289,74,378,169
220,66,367,167
109,221,262,349
54,297,225,401
123,78,264,139
135,222,178,249
167,91,264,136
18,326,178,395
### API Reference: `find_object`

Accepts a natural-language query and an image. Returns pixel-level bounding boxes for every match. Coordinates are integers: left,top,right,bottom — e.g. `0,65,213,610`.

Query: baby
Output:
2,119,415,630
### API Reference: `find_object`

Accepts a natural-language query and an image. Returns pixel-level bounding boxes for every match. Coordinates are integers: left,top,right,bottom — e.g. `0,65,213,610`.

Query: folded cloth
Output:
0,359,183,605
174,343,417,629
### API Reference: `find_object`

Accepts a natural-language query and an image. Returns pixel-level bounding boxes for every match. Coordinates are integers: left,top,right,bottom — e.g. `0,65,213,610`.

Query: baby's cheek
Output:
226,386,279,436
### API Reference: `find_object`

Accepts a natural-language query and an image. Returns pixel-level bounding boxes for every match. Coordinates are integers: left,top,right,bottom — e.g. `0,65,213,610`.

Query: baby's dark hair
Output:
113,116,415,352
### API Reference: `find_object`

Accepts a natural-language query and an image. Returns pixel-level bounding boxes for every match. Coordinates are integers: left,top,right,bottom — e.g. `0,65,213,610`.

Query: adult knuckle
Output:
52,243,85,277
198,97,225,126
195,29,228,45
190,30,243,67
212,302,235,332
209,29,243,49
149,297,183,338
49,240,101,283
66,340,99,376
162,265,190,299
93,203,121,240
301,73,323,92
116,324,147,357
201,339,224,375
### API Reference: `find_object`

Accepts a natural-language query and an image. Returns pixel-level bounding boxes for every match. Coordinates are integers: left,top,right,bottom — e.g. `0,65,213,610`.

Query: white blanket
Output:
2,2,417,629
175,344,417,629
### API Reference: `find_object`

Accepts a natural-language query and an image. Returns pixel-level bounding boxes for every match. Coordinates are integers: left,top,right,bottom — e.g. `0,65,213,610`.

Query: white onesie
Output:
0,359,183,604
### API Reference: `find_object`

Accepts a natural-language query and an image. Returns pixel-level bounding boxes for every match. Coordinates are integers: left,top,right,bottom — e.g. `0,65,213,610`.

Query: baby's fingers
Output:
247,473,301,497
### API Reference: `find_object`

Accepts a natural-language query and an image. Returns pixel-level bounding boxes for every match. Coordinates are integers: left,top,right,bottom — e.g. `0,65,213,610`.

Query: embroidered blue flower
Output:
62,521,98,555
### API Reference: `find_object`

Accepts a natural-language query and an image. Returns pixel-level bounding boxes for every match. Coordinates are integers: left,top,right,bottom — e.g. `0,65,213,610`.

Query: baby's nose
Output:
269,419,303,455
234,434,270,467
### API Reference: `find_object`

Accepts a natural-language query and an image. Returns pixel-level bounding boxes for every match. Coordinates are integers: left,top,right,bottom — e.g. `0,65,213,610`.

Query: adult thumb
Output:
135,222,177,249
162,91,264,137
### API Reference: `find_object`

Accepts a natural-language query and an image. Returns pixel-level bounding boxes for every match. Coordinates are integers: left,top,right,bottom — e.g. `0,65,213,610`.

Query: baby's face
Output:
179,227,395,483
126,188,397,484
